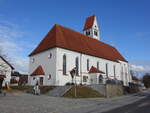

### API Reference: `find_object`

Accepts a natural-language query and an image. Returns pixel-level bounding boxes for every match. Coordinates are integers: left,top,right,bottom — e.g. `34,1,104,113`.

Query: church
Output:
28,15,132,86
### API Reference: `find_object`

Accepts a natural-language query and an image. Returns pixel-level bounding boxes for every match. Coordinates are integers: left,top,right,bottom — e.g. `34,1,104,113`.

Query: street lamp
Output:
70,67,77,97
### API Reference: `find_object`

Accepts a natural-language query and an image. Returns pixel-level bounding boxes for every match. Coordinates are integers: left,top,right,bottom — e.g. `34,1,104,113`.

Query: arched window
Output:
106,63,108,77
97,62,99,69
75,57,79,75
99,75,103,84
87,59,89,71
121,66,124,81
63,54,66,75
114,65,116,78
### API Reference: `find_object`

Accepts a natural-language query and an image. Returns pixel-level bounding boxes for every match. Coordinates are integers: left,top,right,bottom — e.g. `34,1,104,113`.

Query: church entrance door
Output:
39,77,43,86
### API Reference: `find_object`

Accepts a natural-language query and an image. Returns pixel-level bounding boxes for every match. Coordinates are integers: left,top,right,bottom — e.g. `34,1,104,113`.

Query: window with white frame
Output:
83,76,88,82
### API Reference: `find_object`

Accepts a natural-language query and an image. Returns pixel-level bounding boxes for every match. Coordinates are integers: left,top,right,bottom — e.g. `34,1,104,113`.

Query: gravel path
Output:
0,90,149,113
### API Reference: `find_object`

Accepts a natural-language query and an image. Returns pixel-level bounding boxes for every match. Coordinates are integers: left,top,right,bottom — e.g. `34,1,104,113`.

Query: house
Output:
132,76,142,85
28,15,132,86
11,71,28,86
0,56,14,85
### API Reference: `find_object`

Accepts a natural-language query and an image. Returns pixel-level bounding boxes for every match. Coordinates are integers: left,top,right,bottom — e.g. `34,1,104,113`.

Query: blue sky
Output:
0,0,150,75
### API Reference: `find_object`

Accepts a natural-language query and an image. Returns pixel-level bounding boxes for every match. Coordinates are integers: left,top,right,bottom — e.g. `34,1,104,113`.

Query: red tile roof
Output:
0,74,6,78
89,66,105,74
31,65,45,76
132,76,141,82
29,24,127,62
83,15,95,30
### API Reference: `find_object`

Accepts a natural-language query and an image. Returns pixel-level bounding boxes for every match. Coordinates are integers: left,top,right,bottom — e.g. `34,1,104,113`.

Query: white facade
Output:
29,48,56,86
0,57,14,85
29,47,132,86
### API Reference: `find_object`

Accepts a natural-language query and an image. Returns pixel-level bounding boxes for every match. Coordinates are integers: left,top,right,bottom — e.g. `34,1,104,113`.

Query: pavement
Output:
0,89,150,113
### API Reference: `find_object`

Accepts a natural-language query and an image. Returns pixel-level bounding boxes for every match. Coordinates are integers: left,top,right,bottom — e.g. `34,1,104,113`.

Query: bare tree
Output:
0,47,9,60
0,46,10,72
0,47,9,93
0,62,9,75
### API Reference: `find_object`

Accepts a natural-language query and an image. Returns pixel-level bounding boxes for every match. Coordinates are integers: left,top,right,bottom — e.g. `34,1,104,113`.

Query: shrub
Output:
66,82,71,85
143,73,150,88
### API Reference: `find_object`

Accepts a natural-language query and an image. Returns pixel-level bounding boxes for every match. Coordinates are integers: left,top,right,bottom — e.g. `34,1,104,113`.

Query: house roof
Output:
89,66,105,74
29,24,127,62
0,74,6,78
0,56,14,70
11,71,21,77
30,65,45,76
83,15,95,30
132,76,141,82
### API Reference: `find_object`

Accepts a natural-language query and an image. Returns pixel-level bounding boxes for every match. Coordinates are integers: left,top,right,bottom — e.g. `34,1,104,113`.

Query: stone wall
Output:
106,84,124,98
88,84,124,98
87,84,106,96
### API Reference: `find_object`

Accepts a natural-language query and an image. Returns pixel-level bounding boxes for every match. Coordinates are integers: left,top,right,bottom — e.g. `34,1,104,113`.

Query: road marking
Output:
138,102,149,107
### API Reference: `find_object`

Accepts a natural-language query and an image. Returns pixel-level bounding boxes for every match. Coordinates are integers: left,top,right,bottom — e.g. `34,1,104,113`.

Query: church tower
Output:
83,15,100,40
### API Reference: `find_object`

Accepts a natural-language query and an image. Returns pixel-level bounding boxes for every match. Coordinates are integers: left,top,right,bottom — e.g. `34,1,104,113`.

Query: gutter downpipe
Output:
80,53,82,84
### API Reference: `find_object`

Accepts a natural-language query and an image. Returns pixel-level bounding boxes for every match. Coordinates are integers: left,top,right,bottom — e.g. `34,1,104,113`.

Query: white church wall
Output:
56,48,81,86
29,47,131,86
29,48,57,85
56,47,131,86
119,61,132,86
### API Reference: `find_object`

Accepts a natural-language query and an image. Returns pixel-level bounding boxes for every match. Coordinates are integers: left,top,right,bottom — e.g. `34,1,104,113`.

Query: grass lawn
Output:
63,85,104,98
8,86,55,94
9,86,34,91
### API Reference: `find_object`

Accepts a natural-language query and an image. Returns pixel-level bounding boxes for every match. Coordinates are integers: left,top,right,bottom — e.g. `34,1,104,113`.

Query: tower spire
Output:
83,15,100,40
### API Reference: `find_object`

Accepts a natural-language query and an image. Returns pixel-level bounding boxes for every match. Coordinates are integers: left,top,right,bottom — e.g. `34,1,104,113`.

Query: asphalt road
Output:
65,89,150,113
0,89,150,113
102,94,150,113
